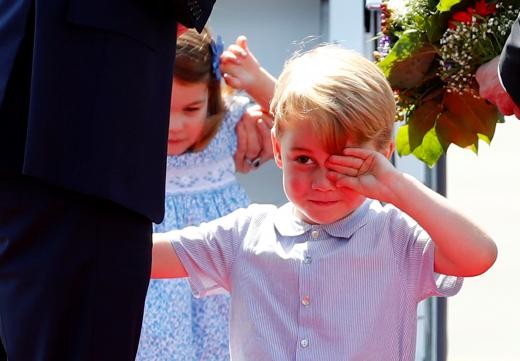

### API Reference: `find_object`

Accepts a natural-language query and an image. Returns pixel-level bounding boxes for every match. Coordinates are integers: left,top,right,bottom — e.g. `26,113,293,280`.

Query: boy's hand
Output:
326,147,401,204
220,36,262,93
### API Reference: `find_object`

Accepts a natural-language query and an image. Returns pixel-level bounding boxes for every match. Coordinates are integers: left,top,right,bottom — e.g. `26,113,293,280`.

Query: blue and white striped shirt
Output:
171,199,463,361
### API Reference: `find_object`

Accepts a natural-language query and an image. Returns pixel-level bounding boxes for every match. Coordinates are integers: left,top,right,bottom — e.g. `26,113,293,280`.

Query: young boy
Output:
152,45,497,360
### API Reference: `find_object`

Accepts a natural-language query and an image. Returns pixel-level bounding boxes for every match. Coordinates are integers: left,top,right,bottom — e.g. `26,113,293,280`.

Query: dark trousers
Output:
0,176,152,360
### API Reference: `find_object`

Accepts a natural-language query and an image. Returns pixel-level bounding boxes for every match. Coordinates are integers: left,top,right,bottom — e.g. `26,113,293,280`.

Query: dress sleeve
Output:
171,207,251,297
224,95,251,128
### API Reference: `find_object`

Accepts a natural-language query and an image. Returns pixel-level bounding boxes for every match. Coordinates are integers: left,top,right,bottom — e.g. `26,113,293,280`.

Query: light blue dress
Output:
136,96,250,361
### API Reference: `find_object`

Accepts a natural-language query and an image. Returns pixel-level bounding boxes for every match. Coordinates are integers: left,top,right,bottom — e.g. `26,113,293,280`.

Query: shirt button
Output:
311,230,319,239
300,339,309,348
302,296,311,306
303,255,312,264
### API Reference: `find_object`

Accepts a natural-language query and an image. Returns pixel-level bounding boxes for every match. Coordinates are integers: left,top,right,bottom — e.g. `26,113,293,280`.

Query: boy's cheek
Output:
285,176,307,197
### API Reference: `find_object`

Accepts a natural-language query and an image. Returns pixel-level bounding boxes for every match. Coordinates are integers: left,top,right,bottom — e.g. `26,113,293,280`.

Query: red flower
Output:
475,0,496,16
449,10,474,29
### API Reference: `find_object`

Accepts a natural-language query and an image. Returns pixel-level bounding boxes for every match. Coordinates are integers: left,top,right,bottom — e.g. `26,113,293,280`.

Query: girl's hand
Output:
326,147,401,204
220,36,262,92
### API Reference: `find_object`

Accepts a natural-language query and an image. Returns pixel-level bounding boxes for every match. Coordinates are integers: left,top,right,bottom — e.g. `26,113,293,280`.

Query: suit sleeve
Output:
499,14,520,106
173,0,216,32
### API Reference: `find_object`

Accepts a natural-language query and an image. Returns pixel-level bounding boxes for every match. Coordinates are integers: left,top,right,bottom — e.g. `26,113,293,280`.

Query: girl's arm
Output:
151,232,188,279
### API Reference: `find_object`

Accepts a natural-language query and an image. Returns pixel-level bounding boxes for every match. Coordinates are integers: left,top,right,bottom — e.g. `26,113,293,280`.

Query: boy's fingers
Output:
342,147,370,157
327,164,359,177
327,155,363,171
327,172,358,189
357,155,376,175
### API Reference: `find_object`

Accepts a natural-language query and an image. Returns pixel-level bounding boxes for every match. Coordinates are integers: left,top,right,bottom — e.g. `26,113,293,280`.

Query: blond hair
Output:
270,45,396,153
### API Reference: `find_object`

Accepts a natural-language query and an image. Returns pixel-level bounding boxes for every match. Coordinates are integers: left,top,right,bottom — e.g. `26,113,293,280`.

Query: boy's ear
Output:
271,129,283,168
385,141,395,160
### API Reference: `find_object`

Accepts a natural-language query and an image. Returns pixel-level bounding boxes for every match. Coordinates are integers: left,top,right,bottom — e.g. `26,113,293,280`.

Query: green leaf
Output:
396,124,412,156
437,0,463,12
378,30,425,79
477,133,491,144
468,142,478,154
408,100,442,151
412,127,445,167
424,12,451,43
395,124,445,167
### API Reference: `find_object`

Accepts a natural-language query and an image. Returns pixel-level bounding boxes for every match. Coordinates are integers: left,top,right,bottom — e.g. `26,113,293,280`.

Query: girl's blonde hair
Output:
270,45,396,153
174,27,226,151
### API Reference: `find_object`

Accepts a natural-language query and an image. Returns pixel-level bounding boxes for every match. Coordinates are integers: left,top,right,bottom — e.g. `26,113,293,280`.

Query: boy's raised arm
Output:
327,147,497,277
386,172,497,277
151,232,188,279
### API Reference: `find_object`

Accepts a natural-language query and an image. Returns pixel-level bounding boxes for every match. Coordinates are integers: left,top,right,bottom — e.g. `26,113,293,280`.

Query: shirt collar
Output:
273,199,373,240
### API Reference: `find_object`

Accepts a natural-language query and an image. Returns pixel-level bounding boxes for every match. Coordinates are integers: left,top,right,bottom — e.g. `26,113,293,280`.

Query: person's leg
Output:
0,338,5,361
0,176,152,361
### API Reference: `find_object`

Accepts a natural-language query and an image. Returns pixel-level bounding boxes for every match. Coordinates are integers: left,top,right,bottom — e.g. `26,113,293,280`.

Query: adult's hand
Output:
476,56,520,119
234,105,274,173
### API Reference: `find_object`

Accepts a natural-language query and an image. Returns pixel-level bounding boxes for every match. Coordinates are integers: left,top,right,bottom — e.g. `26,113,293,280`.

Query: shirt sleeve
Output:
414,235,464,301
388,207,463,302
171,207,251,297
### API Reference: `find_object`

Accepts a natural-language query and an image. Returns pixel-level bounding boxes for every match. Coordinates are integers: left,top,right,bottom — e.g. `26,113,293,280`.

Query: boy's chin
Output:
298,210,349,225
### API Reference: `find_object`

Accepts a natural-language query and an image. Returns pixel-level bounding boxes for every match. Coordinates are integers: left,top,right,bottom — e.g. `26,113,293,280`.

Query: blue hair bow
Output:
210,35,224,82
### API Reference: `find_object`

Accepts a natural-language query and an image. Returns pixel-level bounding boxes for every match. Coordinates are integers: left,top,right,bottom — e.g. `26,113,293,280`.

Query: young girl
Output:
135,28,276,360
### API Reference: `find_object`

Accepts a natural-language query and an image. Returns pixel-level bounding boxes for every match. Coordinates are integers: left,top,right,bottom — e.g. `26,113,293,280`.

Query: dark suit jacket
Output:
0,0,215,223
500,14,520,106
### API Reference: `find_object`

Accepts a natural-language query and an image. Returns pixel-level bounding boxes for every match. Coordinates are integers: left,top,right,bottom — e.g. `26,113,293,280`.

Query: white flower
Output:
386,0,410,17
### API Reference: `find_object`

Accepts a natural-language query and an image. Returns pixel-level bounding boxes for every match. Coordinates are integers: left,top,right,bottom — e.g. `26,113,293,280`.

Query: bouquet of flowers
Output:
376,0,520,166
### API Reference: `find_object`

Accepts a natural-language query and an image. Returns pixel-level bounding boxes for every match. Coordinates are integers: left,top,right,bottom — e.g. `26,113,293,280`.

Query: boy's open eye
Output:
295,155,313,165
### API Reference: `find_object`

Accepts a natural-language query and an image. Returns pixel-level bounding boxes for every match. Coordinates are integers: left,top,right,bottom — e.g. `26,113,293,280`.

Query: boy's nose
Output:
311,168,335,191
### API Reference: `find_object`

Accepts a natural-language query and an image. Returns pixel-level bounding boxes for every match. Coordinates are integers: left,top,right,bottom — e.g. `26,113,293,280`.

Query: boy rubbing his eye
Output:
151,45,497,361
